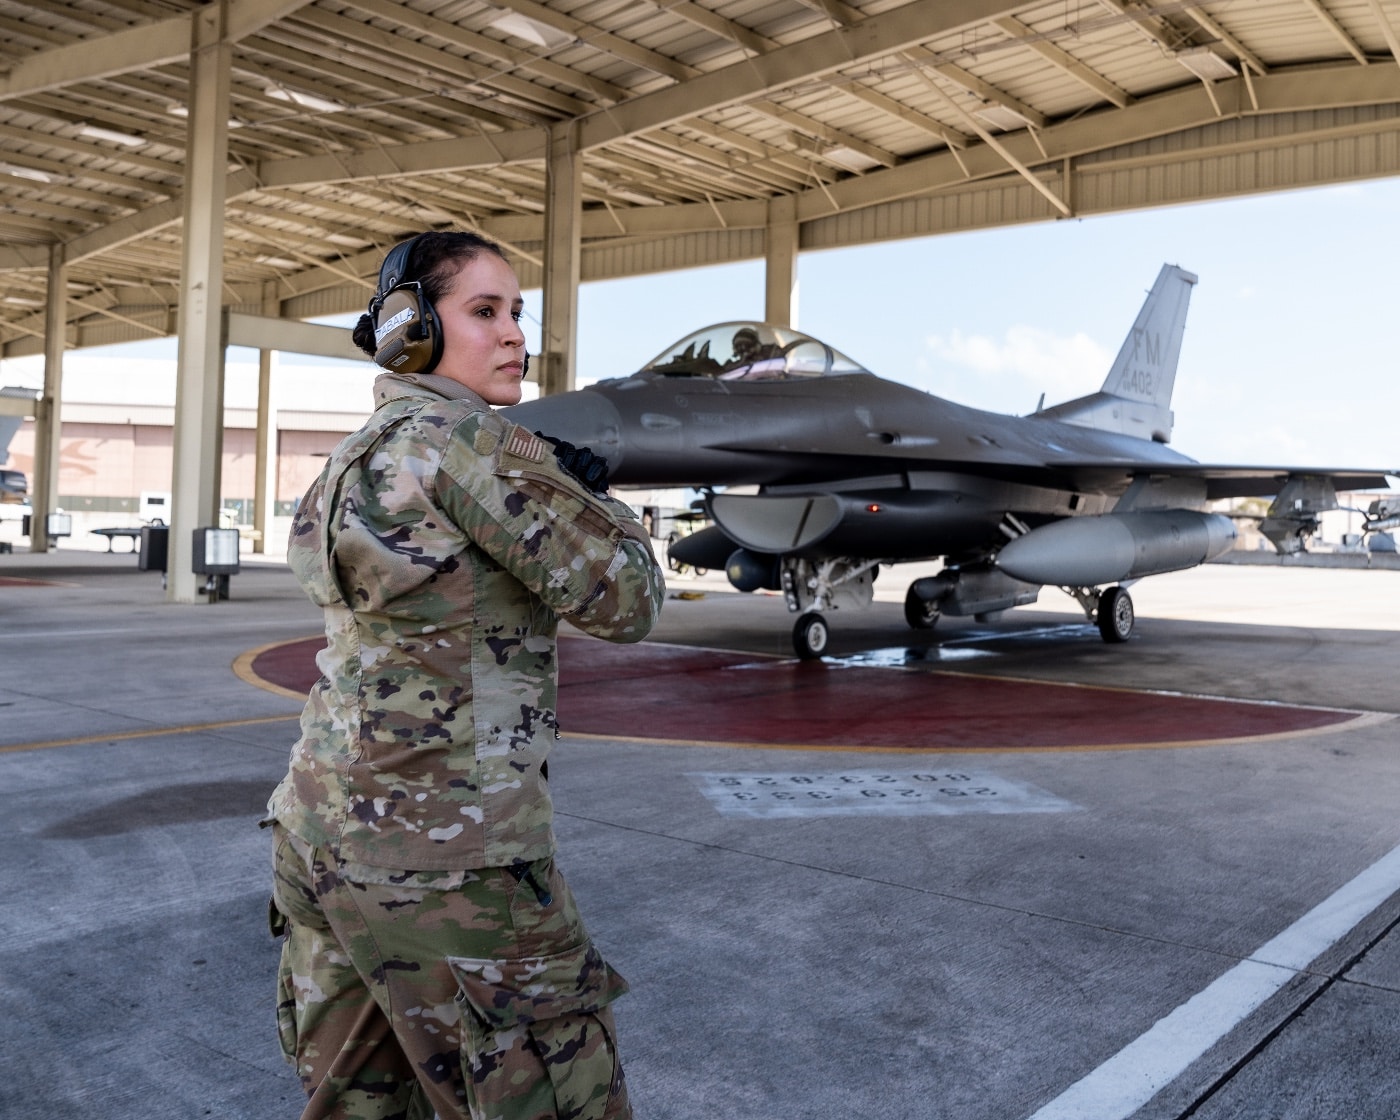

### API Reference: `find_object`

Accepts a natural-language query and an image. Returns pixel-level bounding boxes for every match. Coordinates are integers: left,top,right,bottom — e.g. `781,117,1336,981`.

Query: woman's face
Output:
433,252,527,405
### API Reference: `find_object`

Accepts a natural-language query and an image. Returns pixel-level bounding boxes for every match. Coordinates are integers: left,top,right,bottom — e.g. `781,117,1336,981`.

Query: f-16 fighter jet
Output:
505,265,1398,658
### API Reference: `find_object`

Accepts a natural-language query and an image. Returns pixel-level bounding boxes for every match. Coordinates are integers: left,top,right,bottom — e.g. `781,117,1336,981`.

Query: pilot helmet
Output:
732,326,761,359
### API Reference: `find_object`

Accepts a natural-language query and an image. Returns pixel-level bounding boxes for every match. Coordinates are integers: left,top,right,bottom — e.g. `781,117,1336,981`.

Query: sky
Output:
3,176,1398,472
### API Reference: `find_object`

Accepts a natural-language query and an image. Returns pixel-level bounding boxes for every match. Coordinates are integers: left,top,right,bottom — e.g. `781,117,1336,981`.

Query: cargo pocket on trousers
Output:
268,896,298,1065
449,941,630,1120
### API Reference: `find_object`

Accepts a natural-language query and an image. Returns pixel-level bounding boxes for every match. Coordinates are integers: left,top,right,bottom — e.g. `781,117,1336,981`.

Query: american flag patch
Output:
505,426,548,463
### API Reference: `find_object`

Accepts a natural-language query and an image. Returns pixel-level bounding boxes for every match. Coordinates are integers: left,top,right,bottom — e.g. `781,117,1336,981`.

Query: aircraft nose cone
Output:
501,390,624,473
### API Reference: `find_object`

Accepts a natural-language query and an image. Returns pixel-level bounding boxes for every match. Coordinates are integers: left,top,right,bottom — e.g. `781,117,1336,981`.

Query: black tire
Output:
1097,586,1134,643
793,613,830,659
665,531,688,574
903,585,940,630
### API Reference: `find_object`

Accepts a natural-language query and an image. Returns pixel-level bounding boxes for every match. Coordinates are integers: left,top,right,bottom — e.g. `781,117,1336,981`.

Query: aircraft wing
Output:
1053,462,1398,501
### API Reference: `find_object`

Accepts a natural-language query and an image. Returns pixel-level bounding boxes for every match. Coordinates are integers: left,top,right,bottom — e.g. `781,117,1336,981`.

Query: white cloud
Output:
919,325,1113,409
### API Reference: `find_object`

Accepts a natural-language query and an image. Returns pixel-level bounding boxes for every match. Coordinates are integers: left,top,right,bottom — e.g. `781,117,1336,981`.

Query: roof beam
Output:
907,51,1047,129
477,61,1400,243
245,30,526,131
0,0,311,101
746,99,900,169
288,7,592,118
1364,0,1400,66
4,53,1394,276
896,55,1069,214
255,128,548,190
497,0,693,83
656,0,770,56
991,14,1132,109
1094,0,1192,54
338,0,630,105
1180,7,1268,76
1300,0,1368,65
578,0,1025,150
838,79,971,148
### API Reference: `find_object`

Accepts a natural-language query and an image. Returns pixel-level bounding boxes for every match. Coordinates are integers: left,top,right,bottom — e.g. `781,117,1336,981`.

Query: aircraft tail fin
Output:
0,415,19,462
0,390,33,463
1035,263,1197,444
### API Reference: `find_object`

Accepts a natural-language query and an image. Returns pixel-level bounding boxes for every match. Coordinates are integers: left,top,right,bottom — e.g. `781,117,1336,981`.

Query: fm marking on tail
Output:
1035,263,1197,444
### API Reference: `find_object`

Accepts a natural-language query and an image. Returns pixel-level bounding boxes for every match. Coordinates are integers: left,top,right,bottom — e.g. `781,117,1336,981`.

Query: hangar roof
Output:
2,0,1399,355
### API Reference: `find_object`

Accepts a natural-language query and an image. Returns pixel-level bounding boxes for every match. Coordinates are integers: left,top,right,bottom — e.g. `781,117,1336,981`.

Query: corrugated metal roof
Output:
2,0,1399,354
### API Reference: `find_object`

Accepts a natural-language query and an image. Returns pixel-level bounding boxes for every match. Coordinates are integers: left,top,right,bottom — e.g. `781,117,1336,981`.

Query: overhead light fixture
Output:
488,11,574,49
255,255,300,269
1175,47,1237,81
79,124,147,146
823,145,882,172
265,85,346,115
0,162,52,183
973,104,1033,131
2,296,45,307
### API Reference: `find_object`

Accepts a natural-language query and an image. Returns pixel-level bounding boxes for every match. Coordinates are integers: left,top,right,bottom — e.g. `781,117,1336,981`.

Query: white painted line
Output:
1028,844,1400,1120
687,768,1078,819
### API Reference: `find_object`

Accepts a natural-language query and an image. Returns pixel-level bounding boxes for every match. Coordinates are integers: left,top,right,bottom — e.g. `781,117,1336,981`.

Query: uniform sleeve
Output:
437,411,665,643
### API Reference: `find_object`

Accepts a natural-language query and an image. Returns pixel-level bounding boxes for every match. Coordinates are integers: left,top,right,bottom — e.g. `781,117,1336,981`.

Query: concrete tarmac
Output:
2,550,1398,1120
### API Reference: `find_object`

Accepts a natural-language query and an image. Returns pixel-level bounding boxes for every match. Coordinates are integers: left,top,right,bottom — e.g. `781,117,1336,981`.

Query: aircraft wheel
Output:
903,586,940,630
1097,586,1134,643
665,531,697,576
793,613,830,659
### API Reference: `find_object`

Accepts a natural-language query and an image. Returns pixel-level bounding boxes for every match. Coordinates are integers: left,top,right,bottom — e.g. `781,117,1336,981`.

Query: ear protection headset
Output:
366,233,531,380
367,236,443,375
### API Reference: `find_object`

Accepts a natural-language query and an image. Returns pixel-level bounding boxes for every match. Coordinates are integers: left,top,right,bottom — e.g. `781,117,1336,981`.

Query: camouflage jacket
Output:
267,371,664,870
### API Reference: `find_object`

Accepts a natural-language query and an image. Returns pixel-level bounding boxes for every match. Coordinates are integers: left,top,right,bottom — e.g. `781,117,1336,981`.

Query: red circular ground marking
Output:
245,635,1363,751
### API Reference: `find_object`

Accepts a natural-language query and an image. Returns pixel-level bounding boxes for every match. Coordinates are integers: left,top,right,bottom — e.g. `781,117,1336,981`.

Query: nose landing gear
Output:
793,613,830,659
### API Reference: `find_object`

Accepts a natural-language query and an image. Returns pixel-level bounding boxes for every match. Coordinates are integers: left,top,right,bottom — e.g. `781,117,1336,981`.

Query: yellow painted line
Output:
0,712,300,755
233,637,317,701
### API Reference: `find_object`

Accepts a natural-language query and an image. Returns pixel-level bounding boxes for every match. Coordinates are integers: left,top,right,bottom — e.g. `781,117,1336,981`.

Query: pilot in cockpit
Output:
720,326,781,378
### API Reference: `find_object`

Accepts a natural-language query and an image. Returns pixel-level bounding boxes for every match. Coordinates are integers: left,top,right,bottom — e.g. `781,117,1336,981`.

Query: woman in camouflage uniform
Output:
266,232,664,1120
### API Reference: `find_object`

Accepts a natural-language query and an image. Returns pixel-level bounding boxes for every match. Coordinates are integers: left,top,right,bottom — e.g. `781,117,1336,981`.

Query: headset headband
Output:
369,236,420,318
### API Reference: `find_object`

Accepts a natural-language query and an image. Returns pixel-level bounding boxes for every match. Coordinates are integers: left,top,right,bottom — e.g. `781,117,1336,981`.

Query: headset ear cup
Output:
372,285,441,374
419,294,444,373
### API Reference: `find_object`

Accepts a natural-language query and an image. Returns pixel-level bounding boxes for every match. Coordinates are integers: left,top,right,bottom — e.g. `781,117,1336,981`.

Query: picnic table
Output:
90,527,144,553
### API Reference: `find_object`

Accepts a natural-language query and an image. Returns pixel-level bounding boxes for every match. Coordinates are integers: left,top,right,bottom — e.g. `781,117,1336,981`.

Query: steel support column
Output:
28,244,66,554
252,280,278,554
764,196,799,328
541,120,581,397
168,1,231,601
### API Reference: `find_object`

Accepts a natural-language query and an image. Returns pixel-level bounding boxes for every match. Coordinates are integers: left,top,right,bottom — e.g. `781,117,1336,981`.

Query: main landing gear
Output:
1065,584,1135,643
903,583,941,630
1096,585,1134,643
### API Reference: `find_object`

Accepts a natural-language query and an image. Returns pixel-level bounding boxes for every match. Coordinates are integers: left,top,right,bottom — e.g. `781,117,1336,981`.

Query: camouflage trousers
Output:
269,824,633,1120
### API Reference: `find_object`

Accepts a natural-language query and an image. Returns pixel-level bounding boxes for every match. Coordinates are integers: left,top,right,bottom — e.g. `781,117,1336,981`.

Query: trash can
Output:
138,525,169,572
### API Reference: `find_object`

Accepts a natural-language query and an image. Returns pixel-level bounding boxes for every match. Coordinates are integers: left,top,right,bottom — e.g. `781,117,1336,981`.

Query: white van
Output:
139,491,171,524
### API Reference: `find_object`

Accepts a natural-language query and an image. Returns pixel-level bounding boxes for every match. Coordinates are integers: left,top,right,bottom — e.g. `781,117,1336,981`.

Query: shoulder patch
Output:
473,427,500,456
504,426,548,464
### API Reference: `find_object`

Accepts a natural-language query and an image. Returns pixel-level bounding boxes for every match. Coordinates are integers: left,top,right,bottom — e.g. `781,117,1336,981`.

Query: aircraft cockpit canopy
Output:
639,322,870,381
